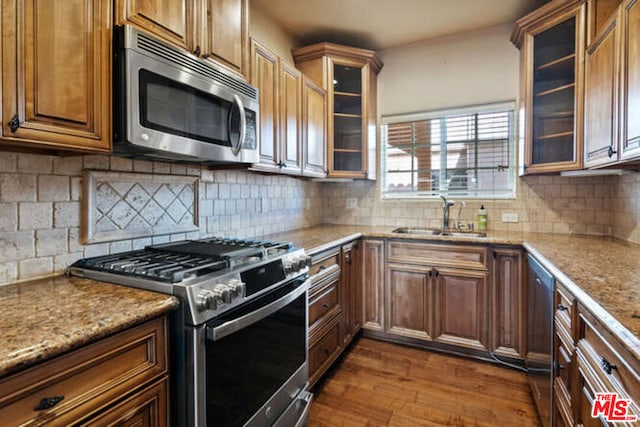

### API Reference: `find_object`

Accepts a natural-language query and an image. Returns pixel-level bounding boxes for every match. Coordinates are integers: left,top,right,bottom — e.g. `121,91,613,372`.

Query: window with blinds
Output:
381,102,516,199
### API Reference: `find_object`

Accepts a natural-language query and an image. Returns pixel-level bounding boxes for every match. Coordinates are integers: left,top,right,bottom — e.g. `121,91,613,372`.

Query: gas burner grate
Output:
72,249,228,283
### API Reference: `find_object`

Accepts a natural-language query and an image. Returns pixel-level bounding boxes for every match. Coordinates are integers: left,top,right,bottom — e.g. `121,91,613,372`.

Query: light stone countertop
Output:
264,224,640,361
0,276,179,377
3,224,638,377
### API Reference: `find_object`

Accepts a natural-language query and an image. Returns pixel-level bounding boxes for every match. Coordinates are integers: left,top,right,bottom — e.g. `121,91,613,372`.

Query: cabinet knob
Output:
8,114,19,132
322,303,329,308
600,356,617,375
34,395,64,411
193,46,201,56
608,146,617,158
557,304,568,312
322,347,330,356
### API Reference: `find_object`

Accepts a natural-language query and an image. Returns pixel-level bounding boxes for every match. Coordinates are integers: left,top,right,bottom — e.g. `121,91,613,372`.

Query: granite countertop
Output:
0,276,179,377
264,224,640,360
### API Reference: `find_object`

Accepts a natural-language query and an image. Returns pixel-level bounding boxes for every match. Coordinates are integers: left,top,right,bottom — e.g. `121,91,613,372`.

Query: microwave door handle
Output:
206,279,309,341
231,94,246,155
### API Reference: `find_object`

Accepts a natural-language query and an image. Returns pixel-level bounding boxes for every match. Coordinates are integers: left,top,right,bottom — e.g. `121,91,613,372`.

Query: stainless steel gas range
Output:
68,237,313,427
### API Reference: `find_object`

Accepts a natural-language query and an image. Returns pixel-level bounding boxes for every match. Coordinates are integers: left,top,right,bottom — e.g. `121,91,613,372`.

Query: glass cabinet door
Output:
516,1,585,174
531,18,577,166
332,63,365,175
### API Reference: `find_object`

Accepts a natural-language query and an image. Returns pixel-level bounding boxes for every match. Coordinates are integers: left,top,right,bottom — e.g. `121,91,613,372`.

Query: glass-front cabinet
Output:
293,43,383,179
512,0,586,173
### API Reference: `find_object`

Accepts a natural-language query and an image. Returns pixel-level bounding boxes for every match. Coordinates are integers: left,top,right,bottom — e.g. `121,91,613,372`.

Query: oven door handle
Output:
206,279,309,341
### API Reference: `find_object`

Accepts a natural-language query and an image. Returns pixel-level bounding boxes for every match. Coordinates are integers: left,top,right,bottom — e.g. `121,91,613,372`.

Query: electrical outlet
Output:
502,213,519,223
346,198,358,209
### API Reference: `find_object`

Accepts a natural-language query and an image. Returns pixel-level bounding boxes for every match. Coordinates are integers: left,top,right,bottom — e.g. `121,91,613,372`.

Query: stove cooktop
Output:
70,237,293,283
67,236,310,325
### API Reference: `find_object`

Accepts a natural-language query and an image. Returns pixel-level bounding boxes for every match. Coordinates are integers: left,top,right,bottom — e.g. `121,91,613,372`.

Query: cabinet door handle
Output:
318,265,327,271
34,395,64,411
322,303,329,308
433,269,439,278
600,356,617,375
8,114,20,132
427,270,432,278
557,304,568,312
553,360,564,376
193,46,201,56
608,146,617,158
322,347,330,356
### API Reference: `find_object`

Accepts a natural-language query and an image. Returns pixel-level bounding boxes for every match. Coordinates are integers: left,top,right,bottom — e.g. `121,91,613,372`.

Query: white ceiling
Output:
253,0,545,51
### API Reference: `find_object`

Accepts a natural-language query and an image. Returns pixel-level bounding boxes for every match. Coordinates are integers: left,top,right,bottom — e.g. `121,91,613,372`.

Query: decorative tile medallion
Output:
83,171,199,244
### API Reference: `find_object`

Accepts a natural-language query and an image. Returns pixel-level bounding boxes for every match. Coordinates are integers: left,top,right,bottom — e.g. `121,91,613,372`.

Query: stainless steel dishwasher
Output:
526,254,554,427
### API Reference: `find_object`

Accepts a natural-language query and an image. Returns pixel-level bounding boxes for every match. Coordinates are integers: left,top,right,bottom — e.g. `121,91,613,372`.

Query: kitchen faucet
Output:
440,195,455,230
456,201,467,230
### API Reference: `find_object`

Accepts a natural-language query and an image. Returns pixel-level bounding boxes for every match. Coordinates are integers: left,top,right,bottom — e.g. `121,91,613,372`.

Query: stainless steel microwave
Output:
113,25,259,164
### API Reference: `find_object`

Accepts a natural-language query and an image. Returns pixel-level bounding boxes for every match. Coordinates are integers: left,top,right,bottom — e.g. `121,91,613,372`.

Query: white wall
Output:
377,24,519,116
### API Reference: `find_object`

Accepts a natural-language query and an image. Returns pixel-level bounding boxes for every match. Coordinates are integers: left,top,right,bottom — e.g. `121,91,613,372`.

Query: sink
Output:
391,227,486,238
441,231,487,238
391,227,442,235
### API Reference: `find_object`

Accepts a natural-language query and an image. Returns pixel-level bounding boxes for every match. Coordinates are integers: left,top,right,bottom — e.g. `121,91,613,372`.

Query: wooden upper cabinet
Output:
1,0,111,153
280,62,303,174
250,40,280,171
302,77,327,177
512,0,586,173
584,9,620,167
115,0,194,53
199,0,248,76
293,43,383,179
620,0,640,160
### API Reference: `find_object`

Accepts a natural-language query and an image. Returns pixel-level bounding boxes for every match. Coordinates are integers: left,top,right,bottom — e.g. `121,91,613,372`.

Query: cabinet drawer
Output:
309,312,342,387
555,283,574,331
80,376,168,426
309,246,341,284
308,272,340,328
578,311,640,410
553,379,574,427
556,335,573,396
0,317,167,427
387,240,487,270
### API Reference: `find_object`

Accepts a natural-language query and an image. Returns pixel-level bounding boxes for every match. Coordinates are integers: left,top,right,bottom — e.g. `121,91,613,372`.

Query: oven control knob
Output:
214,284,233,305
227,279,245,298
283,259,294,275
196,290,216,311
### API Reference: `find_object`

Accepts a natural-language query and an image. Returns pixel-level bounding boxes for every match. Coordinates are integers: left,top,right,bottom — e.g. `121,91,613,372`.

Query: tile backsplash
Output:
1,150,638,286
322,174,614,236
0,152,324,285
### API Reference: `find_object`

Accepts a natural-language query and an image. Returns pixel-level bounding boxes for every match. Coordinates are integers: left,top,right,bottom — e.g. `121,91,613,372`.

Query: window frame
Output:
381,101,517,200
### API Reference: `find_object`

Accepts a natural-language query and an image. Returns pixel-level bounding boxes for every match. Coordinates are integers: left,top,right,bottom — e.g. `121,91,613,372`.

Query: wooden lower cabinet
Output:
362,239,385,332
386,263,433,341
341,240,362,344
491,247,526,361
552,285,640,427
433,267,490,352
307,239,362,387
367,240,492,356
0,316,169,427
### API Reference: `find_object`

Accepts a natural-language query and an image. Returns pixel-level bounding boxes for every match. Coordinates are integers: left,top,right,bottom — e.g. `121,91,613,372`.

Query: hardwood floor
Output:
309,337,542,426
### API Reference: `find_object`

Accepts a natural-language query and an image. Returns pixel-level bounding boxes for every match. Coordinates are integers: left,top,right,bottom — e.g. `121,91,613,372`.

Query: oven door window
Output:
139,69,232,147
205,285,306,426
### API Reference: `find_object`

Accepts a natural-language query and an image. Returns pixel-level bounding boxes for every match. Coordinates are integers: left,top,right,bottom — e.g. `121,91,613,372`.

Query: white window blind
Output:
381,102,516,199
